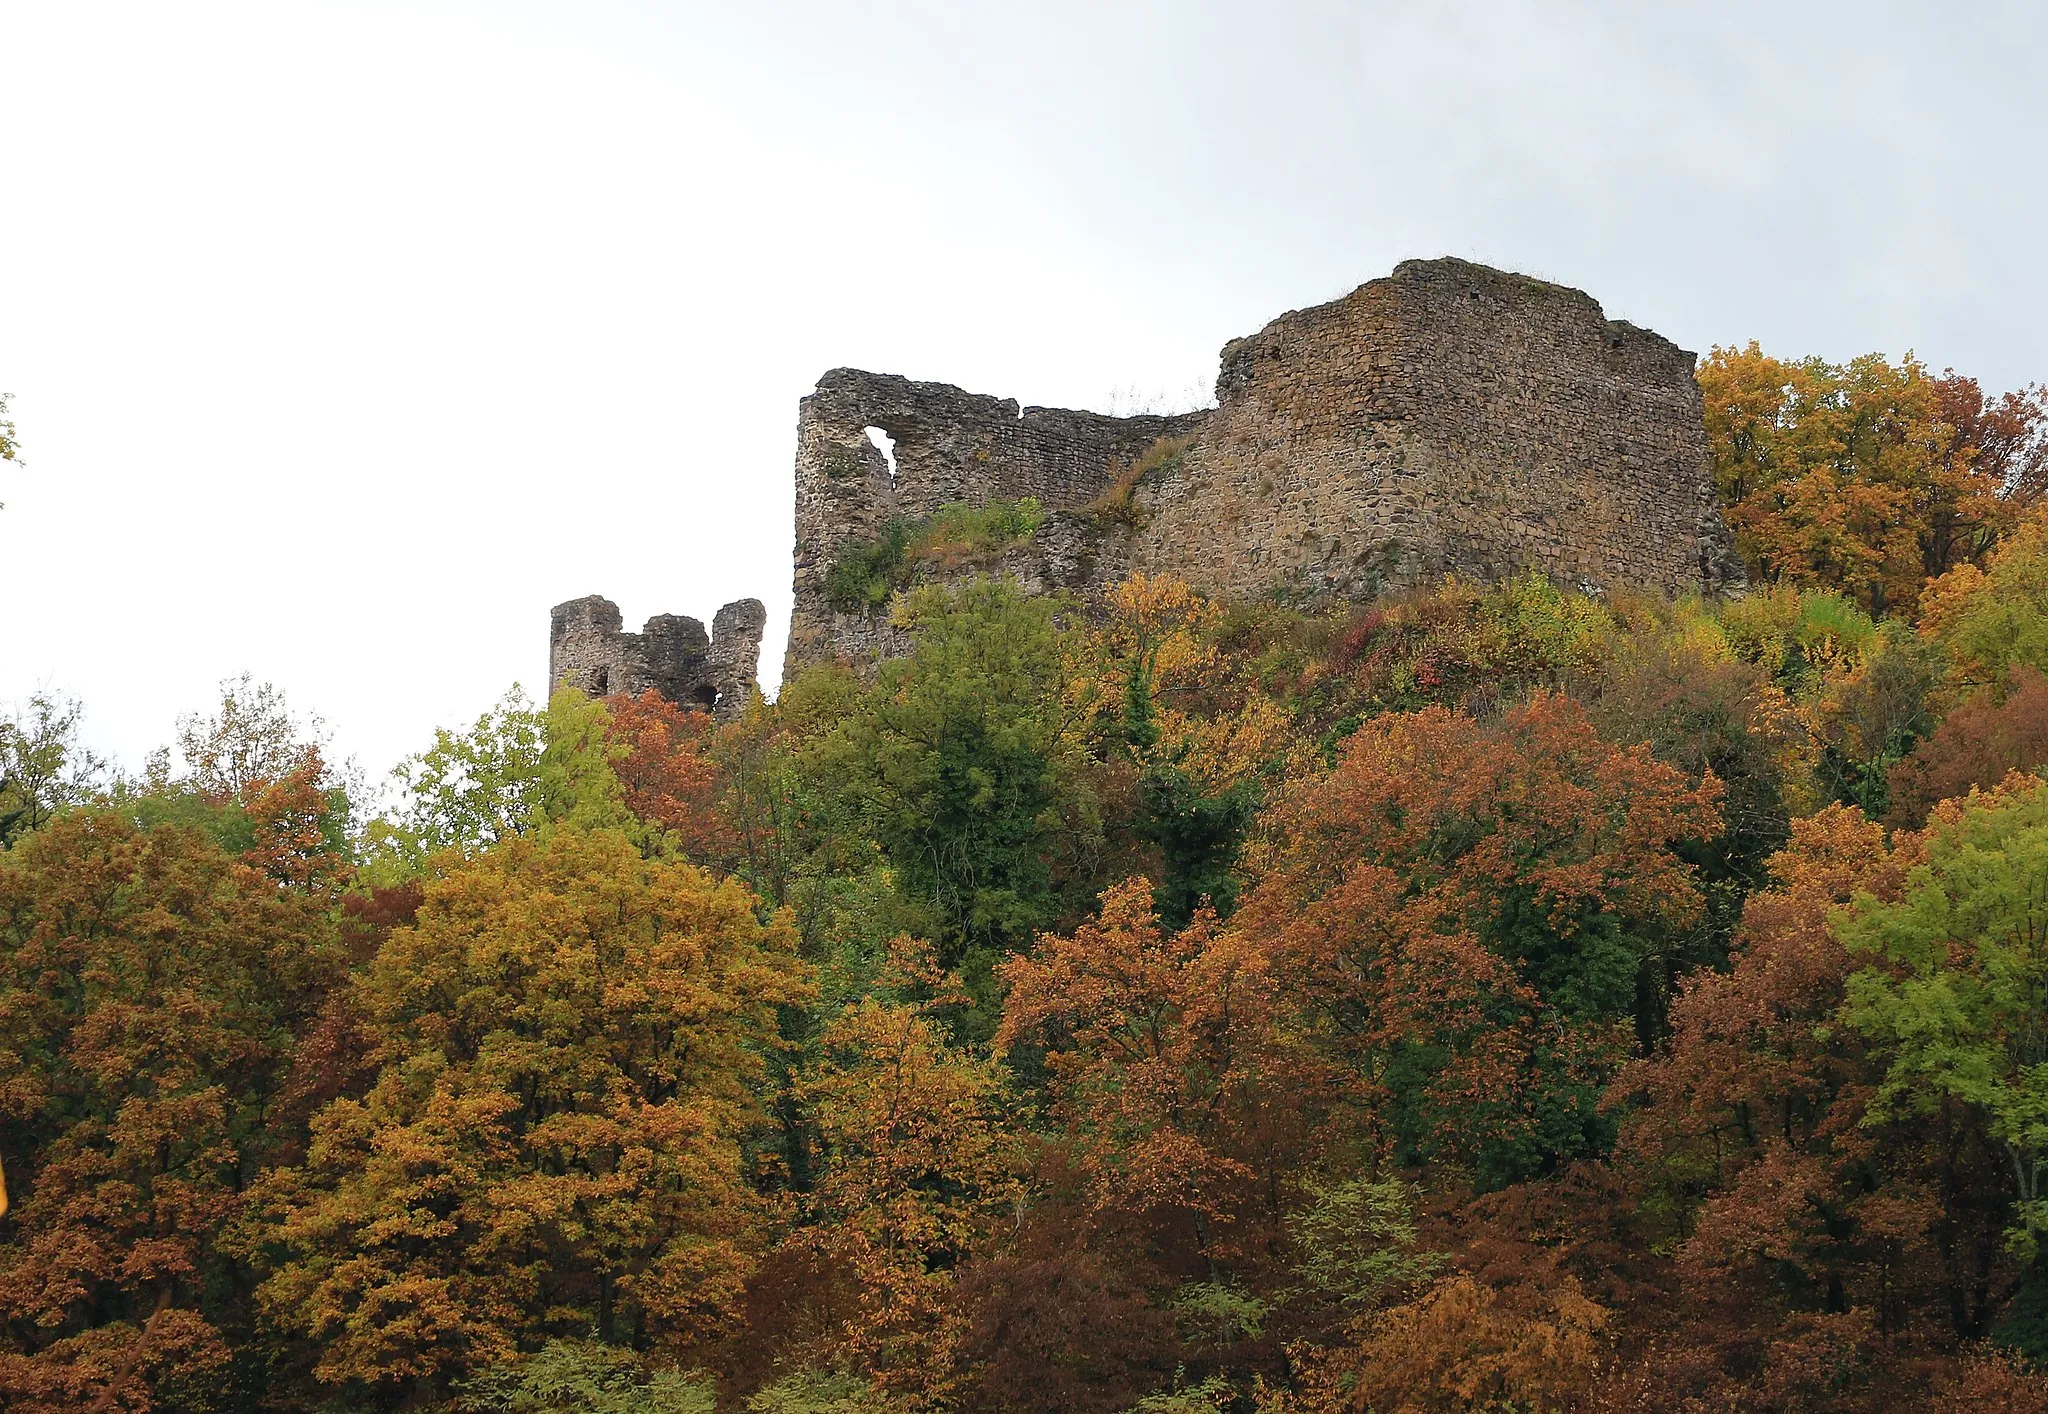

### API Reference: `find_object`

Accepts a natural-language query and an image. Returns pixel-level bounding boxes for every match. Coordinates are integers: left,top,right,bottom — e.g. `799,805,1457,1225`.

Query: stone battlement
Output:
785,257,1743,674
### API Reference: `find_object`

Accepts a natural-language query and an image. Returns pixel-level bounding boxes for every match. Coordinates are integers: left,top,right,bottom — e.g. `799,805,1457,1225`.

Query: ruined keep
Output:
549,595,767,720
785,257,1744,674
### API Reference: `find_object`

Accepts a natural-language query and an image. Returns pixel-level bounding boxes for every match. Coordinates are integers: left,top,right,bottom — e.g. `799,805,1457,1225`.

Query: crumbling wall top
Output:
550,594,765,719
779,256,1744,675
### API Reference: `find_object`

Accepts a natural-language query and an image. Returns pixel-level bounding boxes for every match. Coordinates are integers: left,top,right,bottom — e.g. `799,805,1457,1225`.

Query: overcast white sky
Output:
5,0,2045,780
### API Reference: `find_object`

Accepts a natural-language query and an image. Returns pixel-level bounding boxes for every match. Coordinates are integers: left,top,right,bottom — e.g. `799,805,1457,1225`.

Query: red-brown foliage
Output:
1888,670,2048,826
606,688,736,863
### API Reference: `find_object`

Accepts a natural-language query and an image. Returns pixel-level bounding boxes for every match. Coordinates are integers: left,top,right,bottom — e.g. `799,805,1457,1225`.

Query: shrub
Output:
823,500,1044,614
824,518,913,613
746,1370,903,1413
459,1341,716,1413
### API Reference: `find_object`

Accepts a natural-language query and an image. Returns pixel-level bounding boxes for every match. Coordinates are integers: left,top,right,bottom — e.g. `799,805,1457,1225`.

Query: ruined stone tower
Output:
785,257,1743,674
549,595,766,719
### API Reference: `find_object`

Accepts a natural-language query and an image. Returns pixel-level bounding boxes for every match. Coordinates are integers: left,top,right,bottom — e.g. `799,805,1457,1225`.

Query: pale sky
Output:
5,1,2045,781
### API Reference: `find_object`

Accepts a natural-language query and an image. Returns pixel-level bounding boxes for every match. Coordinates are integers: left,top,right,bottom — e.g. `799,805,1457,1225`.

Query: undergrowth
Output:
824,498,1044,613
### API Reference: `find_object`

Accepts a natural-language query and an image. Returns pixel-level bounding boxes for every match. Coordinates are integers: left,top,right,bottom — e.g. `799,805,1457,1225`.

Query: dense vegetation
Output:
6,351,2048,1412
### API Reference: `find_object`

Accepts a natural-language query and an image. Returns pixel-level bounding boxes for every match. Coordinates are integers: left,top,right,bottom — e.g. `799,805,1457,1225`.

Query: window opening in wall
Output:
863,425,898,482
593,667,609,696
692,684,718,711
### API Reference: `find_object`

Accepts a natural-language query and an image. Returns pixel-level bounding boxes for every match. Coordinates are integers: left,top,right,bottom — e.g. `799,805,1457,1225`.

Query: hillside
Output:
3,338,2048,1412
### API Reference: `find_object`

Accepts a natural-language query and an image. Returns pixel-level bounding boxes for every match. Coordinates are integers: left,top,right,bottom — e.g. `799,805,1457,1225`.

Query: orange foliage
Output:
1286,1275,1608,1414
803,940,1021,1402
241,750,350,892
1254,692,1717,948
1699,345,2041,617
0,814,343,1414
1238,694,1718,1178
247,829,804,1400
1930,1348,2048,1412
1608,797,2033,1388
1888,669,2048,826
999,880,1317,1251
605,689,736,863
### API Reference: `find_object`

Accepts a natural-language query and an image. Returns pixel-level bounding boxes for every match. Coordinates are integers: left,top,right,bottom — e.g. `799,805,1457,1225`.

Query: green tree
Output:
1285,1176,1442,1309
0,391,20,507
0,691,103,845
1921,514,2048,693
368,686,638,876
812,579,1095,972
746,1370,906,1413
1839,780,2048,1264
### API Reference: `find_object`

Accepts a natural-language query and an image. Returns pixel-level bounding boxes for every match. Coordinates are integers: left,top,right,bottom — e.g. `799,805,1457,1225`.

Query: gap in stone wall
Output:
862,425,898,481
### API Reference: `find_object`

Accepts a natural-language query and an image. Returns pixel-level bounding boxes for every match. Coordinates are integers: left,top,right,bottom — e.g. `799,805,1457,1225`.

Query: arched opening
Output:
593,667,609,696
692,684,718,712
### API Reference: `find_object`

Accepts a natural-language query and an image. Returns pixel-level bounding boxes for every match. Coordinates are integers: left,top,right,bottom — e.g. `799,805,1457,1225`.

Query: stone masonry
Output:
549,595,766,720
785,370,1206,669
785,257,1743,675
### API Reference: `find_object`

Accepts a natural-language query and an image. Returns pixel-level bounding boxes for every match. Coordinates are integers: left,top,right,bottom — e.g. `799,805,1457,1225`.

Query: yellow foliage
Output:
248,827,807,1395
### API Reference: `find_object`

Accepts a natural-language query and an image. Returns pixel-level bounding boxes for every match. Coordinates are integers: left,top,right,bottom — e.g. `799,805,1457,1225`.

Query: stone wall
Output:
549,594,766,719
782,258,1742,673
1129,258,1744,601
785,369,1206,673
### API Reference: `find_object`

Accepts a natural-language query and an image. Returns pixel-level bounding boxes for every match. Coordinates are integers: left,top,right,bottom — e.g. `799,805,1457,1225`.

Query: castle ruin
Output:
785,257,1742,674
549,595,766,719
554,257,1745,708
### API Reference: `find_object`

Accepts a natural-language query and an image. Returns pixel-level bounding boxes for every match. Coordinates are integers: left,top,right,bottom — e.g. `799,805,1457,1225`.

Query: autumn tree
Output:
247,826,804,1406
798,940,1020,1403
1267,692,1717,1022
606,688,737,866
1611,806,1914,1366
1699,344,2043,616
1610,799,2033,1390
1888,670,2048,827
999,880,1316,1278
1935,372,2048,506
0,812,344,1413
947,1204,1179,1414
1237,693,1718,1185
1280,1274,1609,1414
